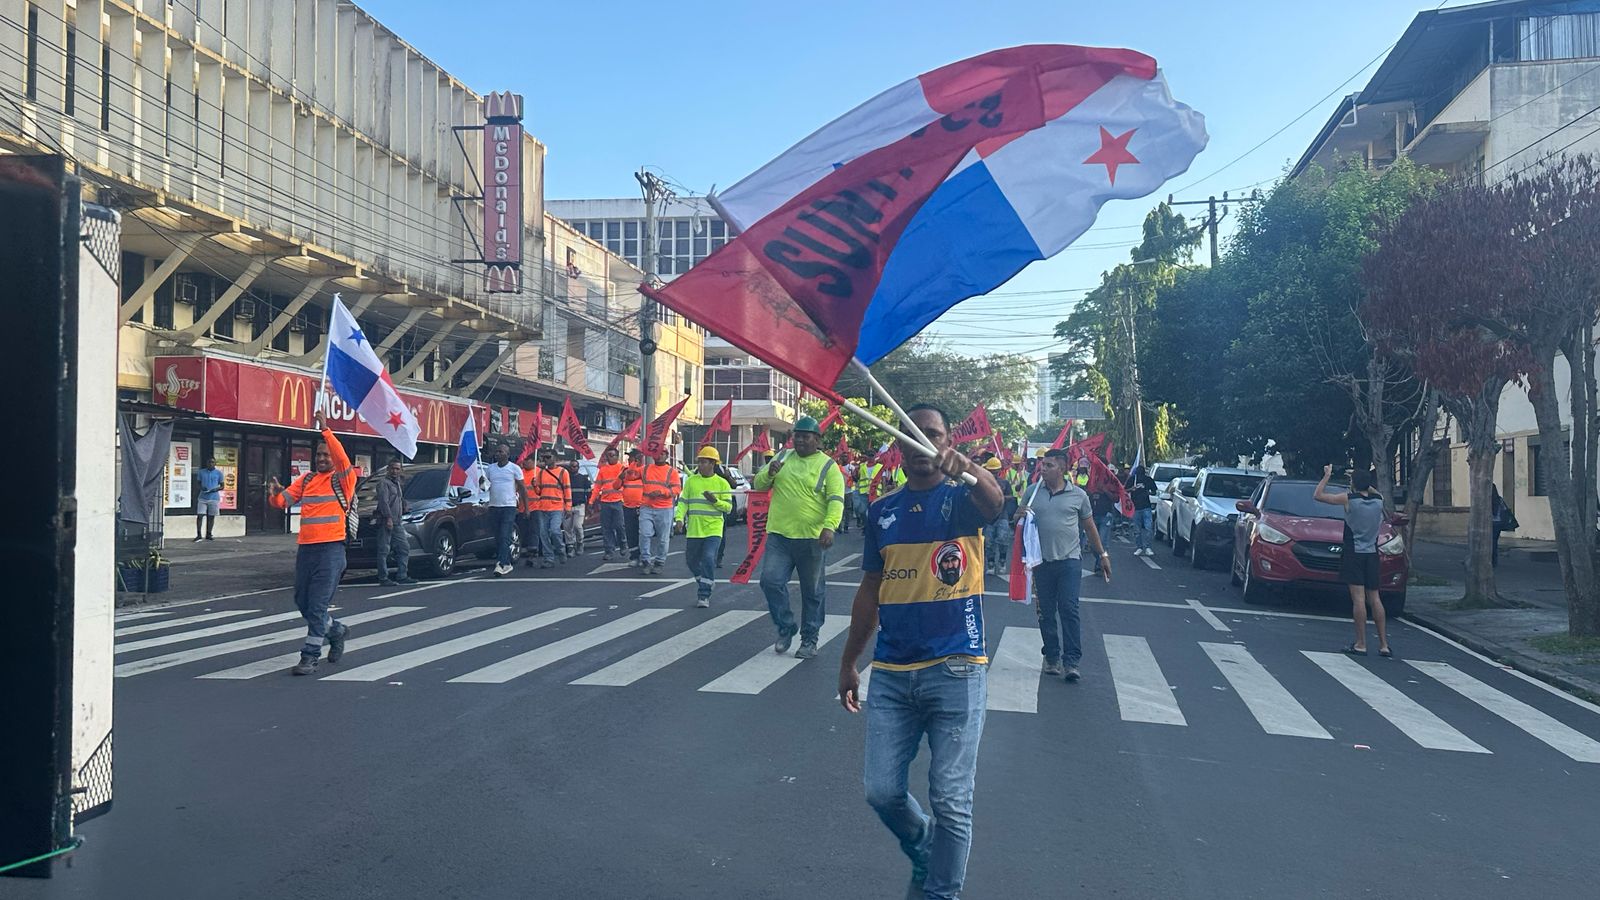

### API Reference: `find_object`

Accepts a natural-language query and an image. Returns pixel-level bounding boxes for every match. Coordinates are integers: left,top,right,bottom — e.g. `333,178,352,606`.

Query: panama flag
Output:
448,408,481,489
324,295,420,459
665,45,1205,395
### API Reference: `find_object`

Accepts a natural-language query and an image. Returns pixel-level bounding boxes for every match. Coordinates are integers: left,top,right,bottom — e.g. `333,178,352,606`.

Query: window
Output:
682,360,694,394
153,279,175,330
1519,13,1600,61
25,6,39,101
587,285,606,318
1529,439,1569,497
64,27,76,116
100,44,111,130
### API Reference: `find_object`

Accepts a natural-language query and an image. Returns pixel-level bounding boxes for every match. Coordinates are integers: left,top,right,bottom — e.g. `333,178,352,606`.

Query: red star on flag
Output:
1083,126,1139,185
387,410,406,428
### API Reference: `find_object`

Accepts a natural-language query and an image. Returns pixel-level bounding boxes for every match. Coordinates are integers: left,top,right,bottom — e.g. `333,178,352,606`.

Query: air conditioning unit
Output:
288,313,308,333
235,297,256,321
175,274,200,305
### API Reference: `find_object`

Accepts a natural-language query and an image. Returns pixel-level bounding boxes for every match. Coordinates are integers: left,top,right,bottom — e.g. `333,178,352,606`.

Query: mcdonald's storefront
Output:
152,354,482,535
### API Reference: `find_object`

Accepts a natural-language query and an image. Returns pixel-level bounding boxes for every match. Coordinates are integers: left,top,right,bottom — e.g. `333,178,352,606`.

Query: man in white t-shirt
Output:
483,443,524,577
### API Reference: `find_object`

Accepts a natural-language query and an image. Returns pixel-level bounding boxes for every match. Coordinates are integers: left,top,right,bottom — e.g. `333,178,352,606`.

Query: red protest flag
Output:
699,399,735,448
641,396,690,458
518,403,547,463
733,428,772,464
557,398,595,460
1103,438,1116,465
836,435,850,458
729,491,772,584
950,404,993,446
602,417,642,461
1051,420,1075,450
817,402,843,434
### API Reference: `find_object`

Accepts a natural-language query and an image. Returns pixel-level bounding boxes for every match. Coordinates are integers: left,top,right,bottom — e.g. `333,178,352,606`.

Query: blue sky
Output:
366,0,1439,410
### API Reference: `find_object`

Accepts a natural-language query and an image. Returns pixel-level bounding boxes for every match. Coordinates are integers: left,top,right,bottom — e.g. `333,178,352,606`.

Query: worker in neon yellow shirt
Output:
754,415,846,659
676,446,733,608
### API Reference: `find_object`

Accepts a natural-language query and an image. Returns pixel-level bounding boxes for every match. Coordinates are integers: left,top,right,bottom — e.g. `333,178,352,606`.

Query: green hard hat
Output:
793,415,821,434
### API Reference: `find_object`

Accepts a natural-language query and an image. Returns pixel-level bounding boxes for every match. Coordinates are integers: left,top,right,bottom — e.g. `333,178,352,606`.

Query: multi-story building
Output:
551,196,772,470
0,0,676,533
1292,0,1600,540
1036,353,1066,427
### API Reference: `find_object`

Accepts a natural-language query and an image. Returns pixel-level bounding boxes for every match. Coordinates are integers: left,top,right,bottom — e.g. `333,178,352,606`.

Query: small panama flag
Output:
323,294,420,459
449,407,481,489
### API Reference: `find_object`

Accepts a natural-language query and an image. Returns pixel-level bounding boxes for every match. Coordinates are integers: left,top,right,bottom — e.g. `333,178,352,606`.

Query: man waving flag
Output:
324,295,421,459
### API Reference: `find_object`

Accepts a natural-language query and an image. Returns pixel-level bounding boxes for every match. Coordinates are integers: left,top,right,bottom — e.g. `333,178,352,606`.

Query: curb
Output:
1406,609,1600,705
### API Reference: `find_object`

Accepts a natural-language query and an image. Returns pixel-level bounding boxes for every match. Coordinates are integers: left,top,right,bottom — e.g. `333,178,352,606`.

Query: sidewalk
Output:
1407,536,1600,702
116,532,304,611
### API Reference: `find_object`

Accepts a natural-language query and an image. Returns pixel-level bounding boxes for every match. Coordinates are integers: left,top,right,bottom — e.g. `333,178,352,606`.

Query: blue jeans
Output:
599,501,627,554
864,661,988,900
853,493,870,527
761,533,825,643
492,506,518,566
984,520,1011,572
1034,558,1083,667
536,509,566,562
1133,508,1153,552
375,521,410,582
686,536,721,601
639,506,674,565
293,542,347,660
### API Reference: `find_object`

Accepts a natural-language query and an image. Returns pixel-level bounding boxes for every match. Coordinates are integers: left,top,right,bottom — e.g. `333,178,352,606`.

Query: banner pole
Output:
317,294,337,418
841,399,977,486
850,358,937,454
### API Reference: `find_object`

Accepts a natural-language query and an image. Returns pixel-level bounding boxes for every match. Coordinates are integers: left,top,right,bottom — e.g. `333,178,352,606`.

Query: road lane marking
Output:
371,579,477,600
1408,660,1600,762
826,553,862,575
1201,643,1331,739
1304,651,1490,753
1140,555,1162,570
115,612,305,653
114,609,259,636
1185,598,1232,633
113,610,177,623
1104,635,1186,725
198,607,509,680
639,579,695,599
450,609,680,683
322,607,592,682
572,610,765,686
707,615,850,695
115,586,293,616
987,627,1044,714
1403,618,1600,716
114,608,419,677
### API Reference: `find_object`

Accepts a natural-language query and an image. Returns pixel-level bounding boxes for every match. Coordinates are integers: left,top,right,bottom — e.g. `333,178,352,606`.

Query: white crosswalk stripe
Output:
115,611,305,654
113,610,177,623
197,608,510,680
450,609,680,684
114,609,260,637
321,608,592,682
1202,642,1331,739
573,610,766,686
1104,634,1186,725
115,608,419,677
705,615,850,695
1409,660,1600,763
1304,652,1490,753
987,627,1044,714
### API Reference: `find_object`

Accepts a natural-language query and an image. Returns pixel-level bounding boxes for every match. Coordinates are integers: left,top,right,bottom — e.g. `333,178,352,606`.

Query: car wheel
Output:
1381,590,1406,618
428,528,458,578
1241,557,1272,605
1230,553,1243,586
1189,528,1206,569
1172,523,1187,555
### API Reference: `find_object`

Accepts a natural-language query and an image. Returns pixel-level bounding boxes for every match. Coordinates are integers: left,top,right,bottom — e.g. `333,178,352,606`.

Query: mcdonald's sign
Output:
421,399,450,444
277,377,313,427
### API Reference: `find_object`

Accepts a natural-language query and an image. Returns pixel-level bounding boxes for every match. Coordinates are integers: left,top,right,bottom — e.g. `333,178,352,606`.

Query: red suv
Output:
1230,476,1409,615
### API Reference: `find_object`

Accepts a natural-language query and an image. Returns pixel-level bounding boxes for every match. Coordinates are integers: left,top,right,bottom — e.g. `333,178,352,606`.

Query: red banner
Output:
518,403,547,464
733,428,771,464
558,397,594,459
817,402,843,434
950,404,992,446
641,396,689,458
730,491,772,584
603,418,642,461
700,399,734,448
152,355,476,446
1051,420,1074,449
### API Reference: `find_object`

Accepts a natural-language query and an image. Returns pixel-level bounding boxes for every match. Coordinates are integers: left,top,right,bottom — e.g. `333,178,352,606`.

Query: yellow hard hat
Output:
696,446,722,463
983,457,1003,470
1035,448,1047,458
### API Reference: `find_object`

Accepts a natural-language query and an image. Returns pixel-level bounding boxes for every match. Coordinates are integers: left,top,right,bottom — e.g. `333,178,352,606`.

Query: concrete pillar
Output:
238,275,331,355
396,321,457,381
430,334,490,389
374,307,427,353
459,340,523,396
181,256,270,337
118,232,206,322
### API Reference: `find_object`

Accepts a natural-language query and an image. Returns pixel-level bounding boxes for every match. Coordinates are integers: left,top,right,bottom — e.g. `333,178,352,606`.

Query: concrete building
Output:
1036,353,1066,427
1293,0,1600,540
0,0,679,532
551,196,778,471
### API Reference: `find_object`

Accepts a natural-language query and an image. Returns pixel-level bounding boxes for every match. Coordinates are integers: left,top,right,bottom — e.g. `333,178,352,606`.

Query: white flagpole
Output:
316,294,338,418
845,358,975,485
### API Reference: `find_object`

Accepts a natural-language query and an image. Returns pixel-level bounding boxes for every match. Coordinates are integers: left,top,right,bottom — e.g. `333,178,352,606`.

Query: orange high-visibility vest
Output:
621,464,645,508
271,428,356,545
528,465,571,512
642,463,681,509
595,463,625,504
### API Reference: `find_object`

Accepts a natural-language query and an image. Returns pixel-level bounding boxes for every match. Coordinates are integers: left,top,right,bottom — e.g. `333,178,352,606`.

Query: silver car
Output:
1154,476,1195,544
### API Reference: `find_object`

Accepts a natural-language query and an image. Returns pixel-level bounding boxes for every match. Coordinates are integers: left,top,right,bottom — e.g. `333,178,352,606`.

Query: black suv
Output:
345,464,519,578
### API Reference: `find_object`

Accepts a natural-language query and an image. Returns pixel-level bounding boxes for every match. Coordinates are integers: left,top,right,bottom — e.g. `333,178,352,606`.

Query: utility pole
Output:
1165,190,1261,267
635,169,674,452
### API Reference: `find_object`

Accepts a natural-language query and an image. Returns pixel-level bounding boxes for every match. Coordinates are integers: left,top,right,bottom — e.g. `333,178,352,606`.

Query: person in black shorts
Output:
1314,465,1392,658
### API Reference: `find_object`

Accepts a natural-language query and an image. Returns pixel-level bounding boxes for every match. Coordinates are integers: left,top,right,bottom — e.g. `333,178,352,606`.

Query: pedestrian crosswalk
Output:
112,603,1600,763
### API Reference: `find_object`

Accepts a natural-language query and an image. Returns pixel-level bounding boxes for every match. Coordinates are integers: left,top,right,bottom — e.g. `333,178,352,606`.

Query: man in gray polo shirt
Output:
1020,447,1111,682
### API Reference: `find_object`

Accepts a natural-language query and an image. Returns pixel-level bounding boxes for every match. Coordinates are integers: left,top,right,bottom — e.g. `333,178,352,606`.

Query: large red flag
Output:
641,67,1070,395
518,404,547,463
1051,420,1075,450
950,404,993,445
817,402,844,434
641,396,690,458
557,398,595,459
732,428,772,464
699,399,734,448
837,435,851,459
602,417,642,461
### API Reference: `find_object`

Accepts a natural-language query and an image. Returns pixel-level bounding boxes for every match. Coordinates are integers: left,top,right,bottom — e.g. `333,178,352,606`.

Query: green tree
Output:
836,337,1035,420
797,397,897,458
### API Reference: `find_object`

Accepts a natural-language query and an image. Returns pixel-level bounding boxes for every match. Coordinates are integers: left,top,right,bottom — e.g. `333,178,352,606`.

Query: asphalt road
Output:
17,525,1600,899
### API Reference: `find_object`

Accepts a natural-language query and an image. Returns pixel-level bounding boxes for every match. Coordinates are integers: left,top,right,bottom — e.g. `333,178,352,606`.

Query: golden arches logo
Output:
423,399,449,442
278,378,311,425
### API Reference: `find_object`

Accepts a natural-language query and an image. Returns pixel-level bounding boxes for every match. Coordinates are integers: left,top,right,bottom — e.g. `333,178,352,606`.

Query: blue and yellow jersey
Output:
862,482,989,671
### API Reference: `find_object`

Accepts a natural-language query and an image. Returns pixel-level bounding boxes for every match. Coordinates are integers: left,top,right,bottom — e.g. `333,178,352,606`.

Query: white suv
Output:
1173,467,1267,569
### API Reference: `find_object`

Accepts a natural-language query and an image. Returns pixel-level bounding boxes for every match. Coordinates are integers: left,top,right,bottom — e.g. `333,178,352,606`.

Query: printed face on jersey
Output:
933,541,967,586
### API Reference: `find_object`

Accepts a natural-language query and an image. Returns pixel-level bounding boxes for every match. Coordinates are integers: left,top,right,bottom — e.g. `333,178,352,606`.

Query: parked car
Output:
1154,476,1196,544
345,464,519,579
1149,462,1197,486
722,467,751,523
1173,467,1267,569
1230,476,1408,615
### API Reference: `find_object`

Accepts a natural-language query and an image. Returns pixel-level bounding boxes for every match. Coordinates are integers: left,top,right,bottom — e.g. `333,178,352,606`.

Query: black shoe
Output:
193,536,203,543
291,656,319,676
378,579,396,587
395,577,418,585
1063,666,1081,682
328,626,349,664
205,535,215,541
